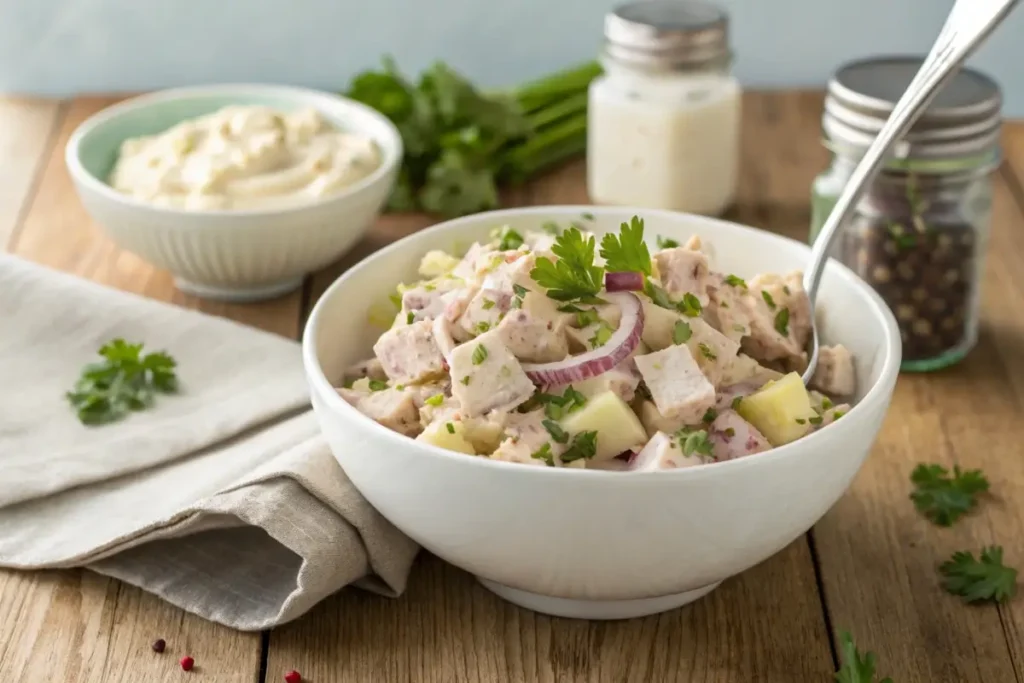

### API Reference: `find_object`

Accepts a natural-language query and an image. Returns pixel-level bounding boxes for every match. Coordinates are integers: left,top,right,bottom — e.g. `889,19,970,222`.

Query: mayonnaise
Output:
109,105,381,210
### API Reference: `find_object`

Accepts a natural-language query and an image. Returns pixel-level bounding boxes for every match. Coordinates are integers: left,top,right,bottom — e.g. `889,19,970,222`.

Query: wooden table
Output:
1,92,1023,683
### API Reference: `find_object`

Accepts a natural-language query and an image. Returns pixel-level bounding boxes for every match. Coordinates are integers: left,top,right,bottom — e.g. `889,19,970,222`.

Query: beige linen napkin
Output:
0,253,418,631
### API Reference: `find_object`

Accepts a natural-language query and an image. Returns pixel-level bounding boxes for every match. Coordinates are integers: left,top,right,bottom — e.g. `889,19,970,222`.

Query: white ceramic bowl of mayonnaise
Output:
302,206,900,620
65,84,402,302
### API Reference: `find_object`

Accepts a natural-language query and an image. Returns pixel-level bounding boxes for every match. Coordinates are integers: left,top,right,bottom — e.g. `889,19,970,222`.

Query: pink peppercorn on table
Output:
2,92,1024,683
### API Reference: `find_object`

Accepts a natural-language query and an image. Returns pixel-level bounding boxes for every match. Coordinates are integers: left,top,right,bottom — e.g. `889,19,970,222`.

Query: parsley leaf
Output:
425,393,445,407
731,396,743,410
482,298,496,310
698,342,717,360
472,344,489,365
673,320,692,345
656,235,679,249
561,430,598,463
834,631,893,683
575,309,601,328
530,227,605,303
536,386,588,420
939,546,1017,603
542,419,570,444
761,290,777,310
531,443,555,466
702,408,717,423
445,422,456,434
600,216,652,276
910,464,989,526
589,322,614,349
676,428,714,458
497,227,524,251
678,293,702,317
368,379,389,391
774,308,790,336
724,274,747,289
65,339,178,426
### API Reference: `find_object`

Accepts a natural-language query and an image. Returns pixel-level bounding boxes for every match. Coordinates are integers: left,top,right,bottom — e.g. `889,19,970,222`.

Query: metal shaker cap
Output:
604,1,731,70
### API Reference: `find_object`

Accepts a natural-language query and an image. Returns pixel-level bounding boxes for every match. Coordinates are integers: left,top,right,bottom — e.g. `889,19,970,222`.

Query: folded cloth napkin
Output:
0,253,419,631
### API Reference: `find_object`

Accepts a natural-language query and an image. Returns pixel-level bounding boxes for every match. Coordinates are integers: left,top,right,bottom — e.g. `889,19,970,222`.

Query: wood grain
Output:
0,98,62,249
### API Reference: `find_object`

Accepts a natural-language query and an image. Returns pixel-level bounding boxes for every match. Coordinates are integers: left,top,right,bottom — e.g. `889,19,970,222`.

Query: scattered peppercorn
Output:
284,670,302,683
180,656,195,672
151,638,166,653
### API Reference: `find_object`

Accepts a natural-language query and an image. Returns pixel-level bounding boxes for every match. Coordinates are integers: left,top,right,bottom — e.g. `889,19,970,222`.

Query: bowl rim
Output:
303,205,902,480
64,83,404,219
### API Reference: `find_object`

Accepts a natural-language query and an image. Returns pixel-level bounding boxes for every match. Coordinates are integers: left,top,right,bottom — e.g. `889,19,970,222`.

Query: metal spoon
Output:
801,0,1020,385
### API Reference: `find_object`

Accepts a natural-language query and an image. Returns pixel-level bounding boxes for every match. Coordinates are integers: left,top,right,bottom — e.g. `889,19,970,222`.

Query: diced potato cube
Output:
417,420,476,455
561,391,648,461
351,377,372,392
736,372,818,446
639,298,682,351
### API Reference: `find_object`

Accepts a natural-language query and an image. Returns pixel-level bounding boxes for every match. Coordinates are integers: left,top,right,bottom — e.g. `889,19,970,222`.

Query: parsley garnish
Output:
389,291,402,309
581,212,595,221
698,342,717,360
561,430,598,463
724,274,747,289
472,344,488,365
461,375,471,385
656,236,679,249
537,386,587,420
833,409,846,420
795,417,806,425
65,339,178,426
679,293,702,317
809,415,824,425
542,419,570,444
761,290,776,310
589,322,614,349
541,221,561,235
731,396,743,410
425,393,445,407
910,464,989,527
368,379,388,391
406,311,415,324
702,408,717,423
497,227,524,251
531,443,555,466
939,546,1017,603
475,321,491,334
774,308,790,336
600,216,652,276
482,298,496,310
673,320,692,345
676,428,714,458
575,308,601,327
512,284,528,298
530,227,605,303
724,427,735,437
821,397,834,410
835,631,893,683
445,422,456,434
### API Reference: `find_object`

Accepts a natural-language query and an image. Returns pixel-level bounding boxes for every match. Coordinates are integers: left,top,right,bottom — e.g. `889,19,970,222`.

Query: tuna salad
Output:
336,216,856,471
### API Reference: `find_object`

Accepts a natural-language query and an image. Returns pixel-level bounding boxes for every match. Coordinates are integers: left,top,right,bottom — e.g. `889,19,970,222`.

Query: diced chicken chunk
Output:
708,409,771,460
481,252,537,295
653,247,711,304
452,243,495,280
403,381,451,408
686,318,741,387
705,272,754,342
497,292,570,362
401,276,462,323
811,344,856,397
634,344,716,425
458,288,512,337
742,271,812,364
348,389,420,437
628,432,709,471
714,383,761,411
449,329,536,417
432,315,458,361
343,357,386,383
373,320,447,385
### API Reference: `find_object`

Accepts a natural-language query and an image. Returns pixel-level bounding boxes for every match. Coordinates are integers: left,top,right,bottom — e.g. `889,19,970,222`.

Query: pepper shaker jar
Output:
587,1,741,215
809,57,1002,372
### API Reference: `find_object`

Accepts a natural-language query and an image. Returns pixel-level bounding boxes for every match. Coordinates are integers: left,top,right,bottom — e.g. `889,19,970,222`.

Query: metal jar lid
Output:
824,56,1003,162
604,1,731,70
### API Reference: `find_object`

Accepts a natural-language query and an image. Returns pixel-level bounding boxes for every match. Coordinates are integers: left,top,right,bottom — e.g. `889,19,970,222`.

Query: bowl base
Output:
477,578,721,620
174,275,304,303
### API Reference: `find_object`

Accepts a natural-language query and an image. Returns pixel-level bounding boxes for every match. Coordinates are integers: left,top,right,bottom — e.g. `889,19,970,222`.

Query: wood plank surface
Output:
0,98,62,248
0,97,282,682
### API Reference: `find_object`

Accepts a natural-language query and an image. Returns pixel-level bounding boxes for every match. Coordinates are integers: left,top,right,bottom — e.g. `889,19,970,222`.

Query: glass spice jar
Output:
809,57,1002,372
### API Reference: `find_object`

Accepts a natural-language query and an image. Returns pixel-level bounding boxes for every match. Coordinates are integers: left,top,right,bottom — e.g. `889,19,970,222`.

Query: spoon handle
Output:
802,0,1020,303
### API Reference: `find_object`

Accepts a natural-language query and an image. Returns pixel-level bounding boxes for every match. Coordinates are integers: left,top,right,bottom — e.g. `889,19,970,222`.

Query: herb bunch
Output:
66,339,178,425
346,58,601,217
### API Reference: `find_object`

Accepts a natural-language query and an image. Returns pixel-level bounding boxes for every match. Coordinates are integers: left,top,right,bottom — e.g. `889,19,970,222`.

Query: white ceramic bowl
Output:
303,206,901,619
65,84,402,302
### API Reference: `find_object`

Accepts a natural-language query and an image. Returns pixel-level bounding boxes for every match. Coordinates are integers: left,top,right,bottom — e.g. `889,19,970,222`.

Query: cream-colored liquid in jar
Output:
587,77,741,215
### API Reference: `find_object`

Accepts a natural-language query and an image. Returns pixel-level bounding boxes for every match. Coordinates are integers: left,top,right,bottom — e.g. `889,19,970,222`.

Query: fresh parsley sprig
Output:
561,430,598,463
834,631,893,683
939,546,1017,603
910,464,989,527
66,339,178,426
600,215,652,276
530,227,605,303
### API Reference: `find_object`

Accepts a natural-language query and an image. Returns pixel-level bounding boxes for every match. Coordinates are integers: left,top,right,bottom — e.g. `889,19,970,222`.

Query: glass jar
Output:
587,1,741,216
809,57,1002,372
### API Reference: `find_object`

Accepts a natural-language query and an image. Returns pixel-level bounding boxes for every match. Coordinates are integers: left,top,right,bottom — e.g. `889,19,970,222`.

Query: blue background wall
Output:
2,0,1023,115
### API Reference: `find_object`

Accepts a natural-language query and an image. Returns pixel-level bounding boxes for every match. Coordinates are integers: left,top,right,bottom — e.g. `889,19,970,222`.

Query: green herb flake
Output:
783,285,791,295
910,463,989,527
795,418,806,425
461,375,471,386
580,212,595,221
821,397,834,410
542,419,570,444
939,546,1017,603
589,322,614,349
561,430,599,463
656,236,679,249
482,298,496,310
672,320,692,345
678,293,702,317
833,409,845,420
541,221,561,236
538,386,588,420
731,396,743,410
472,344,489,365
702,408,718,423
733,323,746,333
475,321,491,334
425,393,445,407
698,342,717,360
389,292,402,309
808,415,824,426
406,312,415,324
445,422,456,434
676,428,714,458
724,274,747,289
575,308,601,328
835,631,893,683
761,290,777,310
774,307,790,336
368,379,388,391
531,442,555,466
724,427,736,437
497,227,525,251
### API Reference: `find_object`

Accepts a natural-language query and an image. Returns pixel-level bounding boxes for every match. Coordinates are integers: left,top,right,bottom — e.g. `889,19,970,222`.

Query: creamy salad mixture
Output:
337,217,856,471
109,105,381,210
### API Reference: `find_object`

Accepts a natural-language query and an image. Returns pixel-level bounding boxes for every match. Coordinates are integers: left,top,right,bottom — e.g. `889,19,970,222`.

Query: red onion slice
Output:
522,291,644,386
605,271,644,292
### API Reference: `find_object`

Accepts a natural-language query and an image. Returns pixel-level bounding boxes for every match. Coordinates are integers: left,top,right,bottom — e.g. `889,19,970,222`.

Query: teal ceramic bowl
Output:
66,84,402,302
